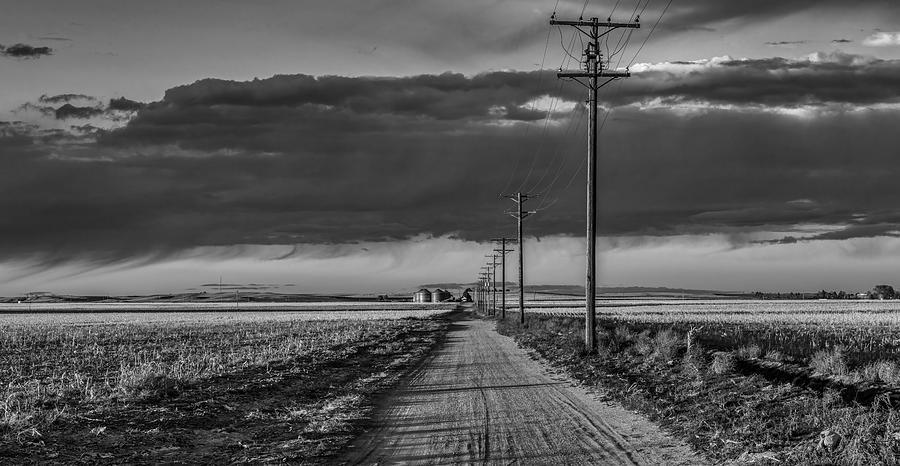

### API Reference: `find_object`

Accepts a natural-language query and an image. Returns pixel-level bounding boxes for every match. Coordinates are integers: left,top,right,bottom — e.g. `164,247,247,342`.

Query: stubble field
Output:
0,303,456,464
514,298,900,369
496,296,900,464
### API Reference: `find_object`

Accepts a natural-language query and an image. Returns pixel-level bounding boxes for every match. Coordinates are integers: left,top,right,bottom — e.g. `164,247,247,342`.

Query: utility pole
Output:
551,14,639,351
503,192,537,324
492,237,516,320
474,274,482,312
482,264,489,315
485,263,495,315
474,276,480,311
479,270,490,315
486,254,498,317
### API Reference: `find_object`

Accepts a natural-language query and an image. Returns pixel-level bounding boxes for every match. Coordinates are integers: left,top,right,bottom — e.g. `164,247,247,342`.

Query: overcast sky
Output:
3,0,900,295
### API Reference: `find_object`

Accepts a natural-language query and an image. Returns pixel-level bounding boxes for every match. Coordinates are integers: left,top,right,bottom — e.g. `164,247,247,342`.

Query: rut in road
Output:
342,314,705,465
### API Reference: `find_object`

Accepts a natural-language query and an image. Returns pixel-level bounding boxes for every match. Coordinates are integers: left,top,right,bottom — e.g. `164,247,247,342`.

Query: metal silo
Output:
413,288,432,303
432,289,451,302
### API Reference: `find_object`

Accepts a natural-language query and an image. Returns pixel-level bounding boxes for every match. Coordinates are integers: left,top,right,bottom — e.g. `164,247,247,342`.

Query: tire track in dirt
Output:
341,314,705,465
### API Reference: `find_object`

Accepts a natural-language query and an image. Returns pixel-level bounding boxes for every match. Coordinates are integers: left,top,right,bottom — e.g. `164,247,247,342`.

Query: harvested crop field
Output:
516,299,900,366
496,300,900,464
0,303,457,464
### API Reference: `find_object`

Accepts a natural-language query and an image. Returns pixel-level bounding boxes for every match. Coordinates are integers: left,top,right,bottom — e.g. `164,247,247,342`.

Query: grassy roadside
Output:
1,312,455,464
497,314,900,465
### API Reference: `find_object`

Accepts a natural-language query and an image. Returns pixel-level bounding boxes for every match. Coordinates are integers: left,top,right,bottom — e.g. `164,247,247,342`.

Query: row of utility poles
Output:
474,12,640,352
474,192,534,324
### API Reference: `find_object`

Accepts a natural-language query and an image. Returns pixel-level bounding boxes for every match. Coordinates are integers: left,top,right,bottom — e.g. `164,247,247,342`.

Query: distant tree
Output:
871,285,896,300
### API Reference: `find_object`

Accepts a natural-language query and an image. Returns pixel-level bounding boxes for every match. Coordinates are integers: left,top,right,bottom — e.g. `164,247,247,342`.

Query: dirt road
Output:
342,314,704,465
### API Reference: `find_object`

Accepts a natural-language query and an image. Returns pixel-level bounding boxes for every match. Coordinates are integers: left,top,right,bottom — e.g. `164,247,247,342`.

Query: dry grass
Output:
498,314,900,464
858,360,900,385
809,346,850,377
737,344,762,359
710,352,737,375
651,329,680,363
0,311,448,447
525,299,900,366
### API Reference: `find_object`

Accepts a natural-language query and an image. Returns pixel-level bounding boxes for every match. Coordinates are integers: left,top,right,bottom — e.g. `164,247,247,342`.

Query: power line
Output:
518,16,594,196
628,0,673,67
530,102,588,200
580,0,591,17
498,14,557,197
510,19,584,194
513,78,567,193
526,97,588,194
537,77,620,210
558,26,582,62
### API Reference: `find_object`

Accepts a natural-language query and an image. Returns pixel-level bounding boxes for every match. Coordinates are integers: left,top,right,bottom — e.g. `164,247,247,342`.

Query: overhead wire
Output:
529,0,671,215
513,0,653,214
558,26,582,62
526,99,588,194
533,0,638,207
529,101,588,199
498,19,556,196
602,0,641,68
512,78,566,193
627,0,673,67
510,24,581,193
501,0,586,198
536,69,624,210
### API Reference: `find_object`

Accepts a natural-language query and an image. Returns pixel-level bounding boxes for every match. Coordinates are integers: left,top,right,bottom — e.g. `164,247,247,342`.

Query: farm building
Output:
432,289,453,302
413,289,432,303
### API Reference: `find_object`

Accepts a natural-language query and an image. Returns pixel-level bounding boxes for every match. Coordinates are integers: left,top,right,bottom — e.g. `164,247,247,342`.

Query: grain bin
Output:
432,289,452,302
413,289,432,303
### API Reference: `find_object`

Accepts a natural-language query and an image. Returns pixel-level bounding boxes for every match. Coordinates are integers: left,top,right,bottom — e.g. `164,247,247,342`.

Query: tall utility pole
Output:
481,272,491,314
552,14,639,351
503,192,537,324
492,237,516,320
482,264,492,315
475,276,482,312
486,254,498,317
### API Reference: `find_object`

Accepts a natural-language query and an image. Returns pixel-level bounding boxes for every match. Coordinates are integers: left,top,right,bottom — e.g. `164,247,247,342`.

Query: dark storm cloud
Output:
39,94,97,104
54,103,104,119
6,55,900,262
149,72,576,121
610,52,900,107
108,97,145,112
17,94,138,120
657,0,900,32
756,212,900,245
764,41,807,47
0,43,52,58
16,102,55,117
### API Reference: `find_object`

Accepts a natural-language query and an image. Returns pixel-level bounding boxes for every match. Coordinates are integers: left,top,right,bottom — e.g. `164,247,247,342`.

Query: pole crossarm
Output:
501,193,538,203
505,210,537,219
557,70,630,79
550,19,641,28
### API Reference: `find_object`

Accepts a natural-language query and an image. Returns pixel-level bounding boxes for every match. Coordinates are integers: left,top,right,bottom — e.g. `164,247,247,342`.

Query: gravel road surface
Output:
342,315,705,465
